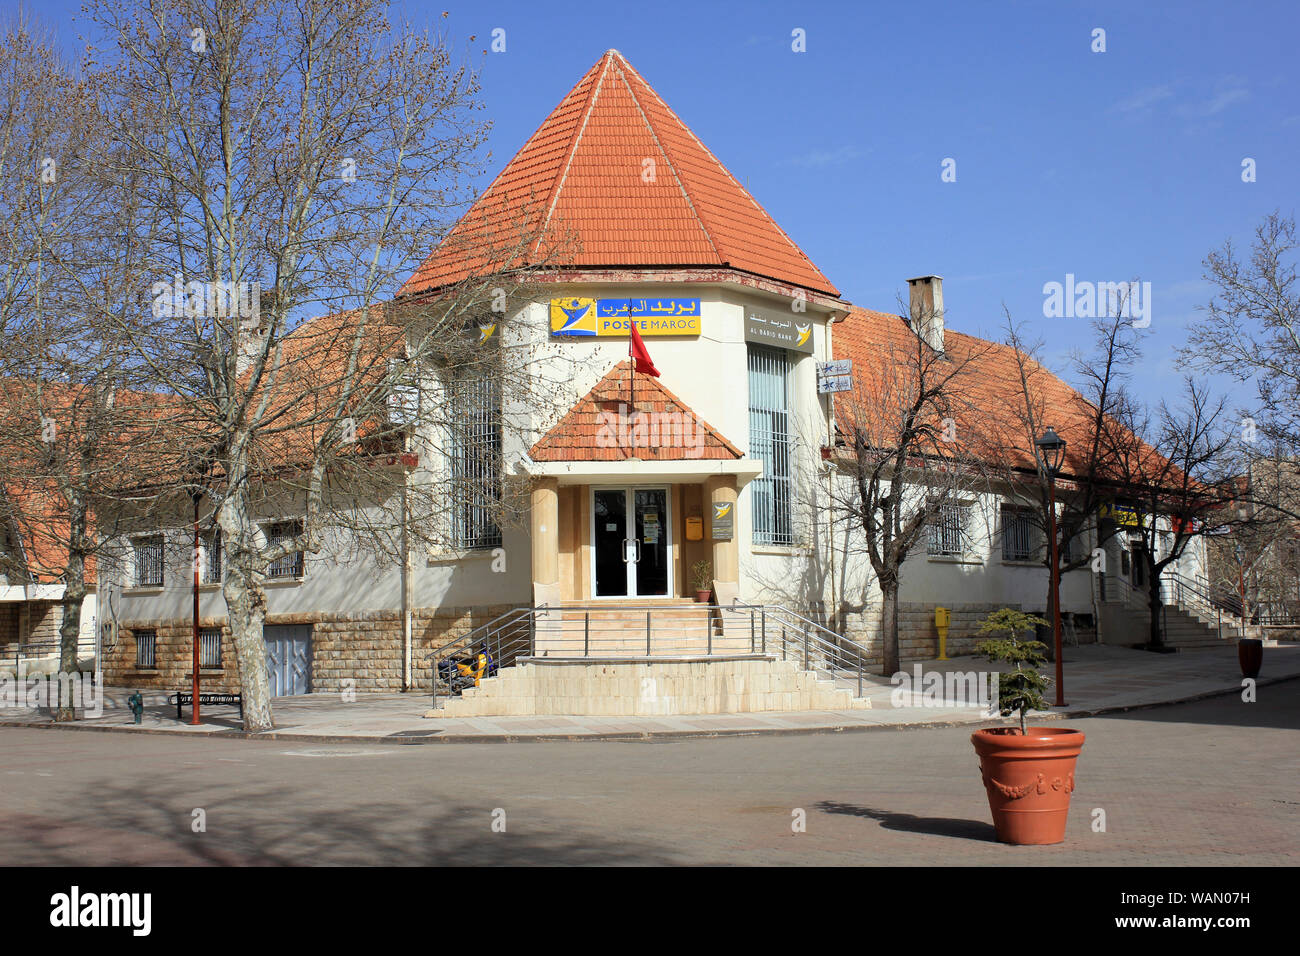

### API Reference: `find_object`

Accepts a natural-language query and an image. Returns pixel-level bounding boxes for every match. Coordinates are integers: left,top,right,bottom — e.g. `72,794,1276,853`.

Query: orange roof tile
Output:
831,307,1166,483
530,361,742,461
402,50,838,298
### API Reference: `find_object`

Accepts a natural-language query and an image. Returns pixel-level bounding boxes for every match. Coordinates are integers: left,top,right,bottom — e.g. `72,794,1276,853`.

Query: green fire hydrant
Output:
127,691,144,725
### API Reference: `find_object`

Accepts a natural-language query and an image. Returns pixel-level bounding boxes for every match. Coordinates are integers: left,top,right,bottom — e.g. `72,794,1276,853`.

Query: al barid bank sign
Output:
743,308,814,354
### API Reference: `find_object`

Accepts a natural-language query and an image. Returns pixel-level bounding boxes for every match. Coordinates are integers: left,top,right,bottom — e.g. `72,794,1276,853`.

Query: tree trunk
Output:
1147,574,1165,651
54,579,85,722
224,563,274,732
55,504,88,722
880,577,900,677
220,493,276,732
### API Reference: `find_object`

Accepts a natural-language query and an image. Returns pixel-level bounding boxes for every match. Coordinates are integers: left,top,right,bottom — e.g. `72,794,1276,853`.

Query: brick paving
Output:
0,685,1294,865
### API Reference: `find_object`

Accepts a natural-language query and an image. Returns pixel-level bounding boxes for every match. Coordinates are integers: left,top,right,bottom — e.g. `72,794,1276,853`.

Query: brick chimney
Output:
906,275,944,352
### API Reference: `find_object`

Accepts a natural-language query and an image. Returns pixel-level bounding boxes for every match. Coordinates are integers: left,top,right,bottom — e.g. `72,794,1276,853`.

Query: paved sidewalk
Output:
2,643,1295,742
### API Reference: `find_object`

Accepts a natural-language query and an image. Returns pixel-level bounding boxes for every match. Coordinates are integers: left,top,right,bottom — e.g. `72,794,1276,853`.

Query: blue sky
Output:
25,0,1299,412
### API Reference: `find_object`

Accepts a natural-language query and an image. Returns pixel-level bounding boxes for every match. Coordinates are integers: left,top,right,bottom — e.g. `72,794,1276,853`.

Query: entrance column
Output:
531,477,560,606
704,475,739,606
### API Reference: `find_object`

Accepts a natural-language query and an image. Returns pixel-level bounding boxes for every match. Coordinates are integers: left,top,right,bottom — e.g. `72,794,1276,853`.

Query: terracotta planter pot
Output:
1238,638,1263,678
971,726,1085,845
694,590,712,604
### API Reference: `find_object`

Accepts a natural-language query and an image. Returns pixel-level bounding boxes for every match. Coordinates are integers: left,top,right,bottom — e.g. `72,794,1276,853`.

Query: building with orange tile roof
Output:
82,50,1223,703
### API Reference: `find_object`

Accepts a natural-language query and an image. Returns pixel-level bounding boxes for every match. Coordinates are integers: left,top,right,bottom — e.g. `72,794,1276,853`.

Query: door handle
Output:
622,538,632,563
635,538,642,562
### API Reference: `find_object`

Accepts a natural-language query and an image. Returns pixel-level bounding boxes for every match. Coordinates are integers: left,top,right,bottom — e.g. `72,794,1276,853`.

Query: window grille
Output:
204,533,222,584
748,345,793,546
266,521,305,578
134,536,164,587
928,502,969,556
136,629,156,668
200,627,222,669
1001,506,1036,561
450,367,502,550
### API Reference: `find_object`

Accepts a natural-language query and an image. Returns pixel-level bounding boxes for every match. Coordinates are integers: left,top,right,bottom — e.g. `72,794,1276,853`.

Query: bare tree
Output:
1204,446,1300,627
82,0,572,730
1186,211,1300,452
0,14,175,719
994,310,1141,658
828,304,993,675
1098,377,1238,649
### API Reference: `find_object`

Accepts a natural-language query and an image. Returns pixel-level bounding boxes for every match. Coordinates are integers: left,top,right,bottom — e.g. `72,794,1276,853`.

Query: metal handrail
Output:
1163,571,1244,619
725,601,870,698
423,601,874,707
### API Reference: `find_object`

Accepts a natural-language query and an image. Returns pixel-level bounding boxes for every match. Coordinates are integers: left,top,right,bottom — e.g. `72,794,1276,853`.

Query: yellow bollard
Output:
935,607,951,660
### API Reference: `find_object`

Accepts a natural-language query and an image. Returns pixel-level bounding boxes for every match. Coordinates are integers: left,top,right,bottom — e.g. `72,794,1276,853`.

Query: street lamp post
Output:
191,489,202,725
1235,542,1247,627
1036,427,1068,707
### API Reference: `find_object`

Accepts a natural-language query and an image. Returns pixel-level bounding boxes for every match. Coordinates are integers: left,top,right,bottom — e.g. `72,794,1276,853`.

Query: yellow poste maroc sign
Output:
549,297,701,337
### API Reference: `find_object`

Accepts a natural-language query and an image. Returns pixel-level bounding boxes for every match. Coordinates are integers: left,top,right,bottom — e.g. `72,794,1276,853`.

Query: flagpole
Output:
629,325,635,413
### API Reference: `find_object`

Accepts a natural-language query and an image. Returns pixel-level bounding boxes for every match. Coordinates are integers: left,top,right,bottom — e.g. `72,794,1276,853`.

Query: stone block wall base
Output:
435,656,872,717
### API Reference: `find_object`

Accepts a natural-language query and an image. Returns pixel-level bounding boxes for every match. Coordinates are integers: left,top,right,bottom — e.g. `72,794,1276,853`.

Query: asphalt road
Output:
1,684,1296,866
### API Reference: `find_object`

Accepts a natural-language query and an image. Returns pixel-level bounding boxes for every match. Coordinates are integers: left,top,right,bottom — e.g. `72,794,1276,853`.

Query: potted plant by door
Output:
971,609,1086,846
690,560,713,603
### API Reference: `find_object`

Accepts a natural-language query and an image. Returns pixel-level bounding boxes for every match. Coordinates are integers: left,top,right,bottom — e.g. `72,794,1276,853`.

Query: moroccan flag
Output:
629,321,661,377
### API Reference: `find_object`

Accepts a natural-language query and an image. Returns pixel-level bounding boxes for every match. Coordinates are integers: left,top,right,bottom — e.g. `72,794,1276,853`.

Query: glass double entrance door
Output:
593,487,670,598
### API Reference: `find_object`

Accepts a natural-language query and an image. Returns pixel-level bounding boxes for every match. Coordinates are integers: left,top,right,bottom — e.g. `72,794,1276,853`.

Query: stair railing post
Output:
584,612,590,657
646,611,652,657
803,628,809,671
857,643,863,698
760,610,766,655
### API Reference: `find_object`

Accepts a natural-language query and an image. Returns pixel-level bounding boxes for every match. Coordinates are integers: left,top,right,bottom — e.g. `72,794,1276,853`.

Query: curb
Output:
2,674,1293,745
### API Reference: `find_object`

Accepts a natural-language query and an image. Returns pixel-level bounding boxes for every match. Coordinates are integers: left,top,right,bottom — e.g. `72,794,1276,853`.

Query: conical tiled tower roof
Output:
402,50,838,297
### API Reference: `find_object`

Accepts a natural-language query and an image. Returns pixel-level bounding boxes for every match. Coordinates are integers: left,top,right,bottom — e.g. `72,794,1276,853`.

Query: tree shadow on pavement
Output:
5,776,681,866
815,800,997,842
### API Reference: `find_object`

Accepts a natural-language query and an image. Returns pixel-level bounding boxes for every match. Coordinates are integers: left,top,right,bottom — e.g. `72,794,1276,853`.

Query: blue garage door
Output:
263,625,312,696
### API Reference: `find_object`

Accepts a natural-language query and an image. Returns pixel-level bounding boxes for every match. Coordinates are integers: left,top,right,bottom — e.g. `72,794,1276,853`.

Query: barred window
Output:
204,533,222,584
134,536,164,587
200,627,223,669
748,344,793,546
135,629,157,668
1001,505,1036,562
928,502,970,556
449,368,502,550
266,520,304,578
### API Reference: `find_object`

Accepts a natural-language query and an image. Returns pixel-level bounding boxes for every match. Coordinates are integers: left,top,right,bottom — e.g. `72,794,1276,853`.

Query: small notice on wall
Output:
710,502,734,540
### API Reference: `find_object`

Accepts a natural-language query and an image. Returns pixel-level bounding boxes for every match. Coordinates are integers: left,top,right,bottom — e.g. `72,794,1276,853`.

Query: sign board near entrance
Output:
744,309,814,354
710,502,734,540
1099,502,1140,528
817,359,852,393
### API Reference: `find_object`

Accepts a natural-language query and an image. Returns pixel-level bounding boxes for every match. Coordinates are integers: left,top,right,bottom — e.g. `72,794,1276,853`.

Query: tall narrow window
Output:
450,366,502,550
134,536,164,587
135,629,157,668
1001,505,1036,561
266,520,305,578
203,532,222,584
199,627,223,669
928,502,970,556
748,344,793,546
